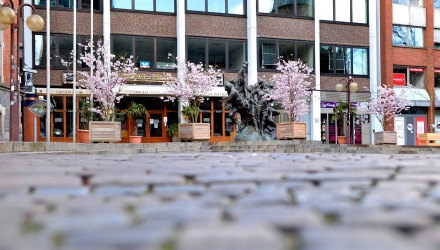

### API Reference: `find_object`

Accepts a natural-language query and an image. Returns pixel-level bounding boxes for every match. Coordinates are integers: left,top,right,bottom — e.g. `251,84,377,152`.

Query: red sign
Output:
409,67,424,72
393,73,406,85
435,69,440,73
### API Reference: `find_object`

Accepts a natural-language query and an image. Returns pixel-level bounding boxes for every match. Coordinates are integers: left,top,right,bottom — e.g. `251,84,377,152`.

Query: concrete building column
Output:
177,0,187,123
103,0,111,70
310,0,321,141
247,0,257,86
23,0,32,71
370,0,381,143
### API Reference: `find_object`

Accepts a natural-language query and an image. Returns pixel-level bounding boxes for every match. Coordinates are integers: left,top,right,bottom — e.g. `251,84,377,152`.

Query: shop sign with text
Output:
393,73,406,85
409,67,424,72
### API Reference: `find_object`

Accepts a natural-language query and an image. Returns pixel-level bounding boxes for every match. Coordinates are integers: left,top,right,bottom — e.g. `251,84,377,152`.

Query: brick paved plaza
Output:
1,150,440,250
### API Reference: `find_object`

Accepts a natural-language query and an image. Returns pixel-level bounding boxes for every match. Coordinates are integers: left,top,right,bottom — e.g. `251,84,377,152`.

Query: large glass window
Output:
259,39,314,70
187,0,244,15
112,0,175,13
319,0,368,24
435,69,440,87
435,29,440,49
320,45,368,76
393,66,425,88
188,38,246,70
34,0,100,10
258,0,313,17
435,0,440,8
393,0,423,7
34,34,87,68
393,25,424,47
112,36,176,70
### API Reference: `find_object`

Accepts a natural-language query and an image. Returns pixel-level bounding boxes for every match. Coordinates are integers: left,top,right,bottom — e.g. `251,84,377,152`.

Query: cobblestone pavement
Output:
1,152,440,250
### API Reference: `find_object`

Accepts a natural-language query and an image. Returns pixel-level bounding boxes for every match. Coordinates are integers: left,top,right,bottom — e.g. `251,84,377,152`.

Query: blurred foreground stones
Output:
1,152,440,249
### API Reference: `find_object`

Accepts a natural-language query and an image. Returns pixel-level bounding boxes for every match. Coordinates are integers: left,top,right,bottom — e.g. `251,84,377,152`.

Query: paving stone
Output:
285,170,394,182
33,187,89,198
89,175,185,186
0,175,82,188
196,174,282,184
208,183,256,197
177,224,286,250
93,185,147,197
300,228,432,250
154,185,205,195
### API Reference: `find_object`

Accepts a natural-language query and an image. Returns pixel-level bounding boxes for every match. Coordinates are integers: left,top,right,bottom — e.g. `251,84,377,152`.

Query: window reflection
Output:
335,47,351,74
135,38,154,69
113,0,132,9
279,41,296,61
113,37,133,60
320,46,333,74
208,0,225,13
393,26,408,46
188,38,206,65
435,0,440,8
319,0,333,20
278,0,294,15
187,0,206,11
297,0,313,17
156,0,174,12
135,0,153,11
228,0,244,14
297,42,314,68
353,48,368,75
260,40,277,69
335,0,350,22
409,27,423,47
228,41,246,70
208,40,226,69
259,0,276,13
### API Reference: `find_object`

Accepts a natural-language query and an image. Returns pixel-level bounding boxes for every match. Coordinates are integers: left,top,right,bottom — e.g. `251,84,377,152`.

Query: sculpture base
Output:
234,126,274,141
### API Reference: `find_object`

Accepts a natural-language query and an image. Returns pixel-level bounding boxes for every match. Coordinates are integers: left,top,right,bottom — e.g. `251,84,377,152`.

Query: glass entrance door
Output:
147,113,163,143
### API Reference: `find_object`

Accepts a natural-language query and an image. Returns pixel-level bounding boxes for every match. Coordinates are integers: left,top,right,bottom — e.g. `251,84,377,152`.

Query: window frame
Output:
392,25,425,48
186,36,248,72
257,38,315,73
320,44,369,77
111,34,177,71
393,65,426,88
111,0,177,14
319,0,369,25
392,0,424,7
33,0,103,11
32,33,99,69
257,0,314,19
186,0,247,16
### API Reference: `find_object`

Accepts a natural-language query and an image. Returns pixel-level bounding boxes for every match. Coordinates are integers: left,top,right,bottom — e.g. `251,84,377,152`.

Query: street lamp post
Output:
335,76,358,144
0,1,44,141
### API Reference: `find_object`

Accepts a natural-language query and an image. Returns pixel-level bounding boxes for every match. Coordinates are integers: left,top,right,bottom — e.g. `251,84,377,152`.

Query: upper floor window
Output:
258,0,313,17
320,0,367,24
259,39,314,70
112,0,175,13
393,66,425,88
34,34,96,68
320,45,368,76
34,0,101,10
435,0,440,8
112,36,176,69
392,0,423,7
187,0,245,15
393,25,424,47
187,37,246,71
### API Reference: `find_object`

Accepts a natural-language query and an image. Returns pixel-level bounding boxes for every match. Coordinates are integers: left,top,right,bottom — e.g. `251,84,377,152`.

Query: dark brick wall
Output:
38,9,103,36
320,76,370,91
320,23,369,46
112,12,176,37
33,70,65,87
186,14,247,39
257,16,314,41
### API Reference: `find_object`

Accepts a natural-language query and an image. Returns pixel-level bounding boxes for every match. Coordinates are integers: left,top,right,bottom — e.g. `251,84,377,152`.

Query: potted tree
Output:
77,97,95,143
331,100,357,144
167,123,179,142
360,84,412,145
123,101,149,143
266,59,313,140
163,57,220,141
77,40,137,143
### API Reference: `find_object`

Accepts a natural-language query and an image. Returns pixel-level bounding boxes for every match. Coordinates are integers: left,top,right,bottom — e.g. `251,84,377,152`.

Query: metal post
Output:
9,21,18,141
34,114,36,142
46,2,50,142
347,77,351,145
73,0,77,142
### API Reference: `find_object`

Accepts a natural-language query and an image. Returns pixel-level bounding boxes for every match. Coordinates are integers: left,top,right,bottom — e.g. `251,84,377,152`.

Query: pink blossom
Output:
265,59,314,122
359,84,413,131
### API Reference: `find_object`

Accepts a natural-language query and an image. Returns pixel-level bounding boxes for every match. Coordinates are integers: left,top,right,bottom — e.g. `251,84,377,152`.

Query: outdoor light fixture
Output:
335,76,357,144
1,1,44,141
0,7,16,25
26,14,45,31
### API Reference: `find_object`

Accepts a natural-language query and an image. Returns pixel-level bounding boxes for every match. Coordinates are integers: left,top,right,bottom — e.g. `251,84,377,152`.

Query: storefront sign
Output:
63,72,74,84
393,73,406,85
320,102,360,109
129,73,168,82
435,69,440,74
409,67,424,72
140,61,150,69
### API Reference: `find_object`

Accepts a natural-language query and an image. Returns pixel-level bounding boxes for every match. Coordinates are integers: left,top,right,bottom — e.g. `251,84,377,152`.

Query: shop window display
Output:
393,26,424,47
393,66,425,88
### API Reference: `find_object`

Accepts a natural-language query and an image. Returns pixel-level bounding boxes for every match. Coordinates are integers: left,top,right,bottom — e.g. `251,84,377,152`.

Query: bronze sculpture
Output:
224,62,279,141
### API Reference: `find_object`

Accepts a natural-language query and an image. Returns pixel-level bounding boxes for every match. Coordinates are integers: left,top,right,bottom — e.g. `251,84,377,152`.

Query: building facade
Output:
381,0,440,145
22,0,379,144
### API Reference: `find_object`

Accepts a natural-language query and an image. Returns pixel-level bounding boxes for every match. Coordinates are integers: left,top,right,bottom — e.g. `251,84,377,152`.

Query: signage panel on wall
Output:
435,69,440,74
409,67,424,72
140,61,150,69
393,73,406,85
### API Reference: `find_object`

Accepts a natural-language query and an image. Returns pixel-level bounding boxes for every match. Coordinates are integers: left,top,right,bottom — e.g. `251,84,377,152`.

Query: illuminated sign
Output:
140,61,150,69
393,73,406,85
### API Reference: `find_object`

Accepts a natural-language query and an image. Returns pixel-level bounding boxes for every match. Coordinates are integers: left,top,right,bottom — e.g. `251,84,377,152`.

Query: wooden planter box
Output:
277,122,307,140
89,121,121,143
179,123,210,141
374,131,397,145
418,133,440,146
